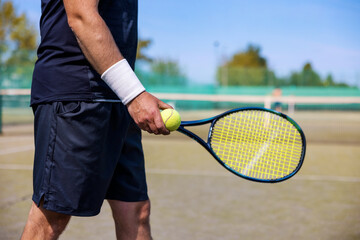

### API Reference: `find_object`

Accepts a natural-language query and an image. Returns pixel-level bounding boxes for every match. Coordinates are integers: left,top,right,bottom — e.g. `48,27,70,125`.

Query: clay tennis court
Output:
1,110,359,239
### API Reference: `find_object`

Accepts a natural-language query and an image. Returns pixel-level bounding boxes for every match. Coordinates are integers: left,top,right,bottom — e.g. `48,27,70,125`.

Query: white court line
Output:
0,164,33,170
0,165,359,183
0,137,33,143
294,175,360,183
0,145,34,155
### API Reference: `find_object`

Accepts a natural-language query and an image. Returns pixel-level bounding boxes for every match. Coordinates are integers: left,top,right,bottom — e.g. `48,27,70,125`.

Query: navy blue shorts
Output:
32,102,148,216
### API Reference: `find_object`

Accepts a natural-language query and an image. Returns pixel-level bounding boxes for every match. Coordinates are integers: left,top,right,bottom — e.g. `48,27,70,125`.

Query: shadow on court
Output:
0,111,359,240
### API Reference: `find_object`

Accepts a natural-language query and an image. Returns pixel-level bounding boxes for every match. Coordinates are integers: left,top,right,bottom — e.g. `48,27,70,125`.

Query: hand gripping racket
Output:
177,107,306,183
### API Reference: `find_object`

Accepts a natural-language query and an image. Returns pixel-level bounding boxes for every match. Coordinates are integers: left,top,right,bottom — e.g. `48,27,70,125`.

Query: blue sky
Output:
12,0,360,86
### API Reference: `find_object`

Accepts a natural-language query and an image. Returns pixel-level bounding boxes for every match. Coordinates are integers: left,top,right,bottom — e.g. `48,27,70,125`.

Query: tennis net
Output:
1,88,360,133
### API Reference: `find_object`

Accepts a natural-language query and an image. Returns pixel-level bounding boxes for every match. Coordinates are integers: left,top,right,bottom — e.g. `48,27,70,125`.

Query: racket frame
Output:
177,107,306,183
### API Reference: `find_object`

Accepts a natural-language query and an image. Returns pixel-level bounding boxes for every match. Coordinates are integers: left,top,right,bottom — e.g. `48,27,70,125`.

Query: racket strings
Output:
210,110,303,180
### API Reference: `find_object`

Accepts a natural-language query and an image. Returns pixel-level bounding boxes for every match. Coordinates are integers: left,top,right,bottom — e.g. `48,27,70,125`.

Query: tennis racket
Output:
177,107,306,183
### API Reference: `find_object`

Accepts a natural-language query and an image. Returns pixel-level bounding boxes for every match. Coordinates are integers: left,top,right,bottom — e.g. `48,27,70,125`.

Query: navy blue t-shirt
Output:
31,0,138,105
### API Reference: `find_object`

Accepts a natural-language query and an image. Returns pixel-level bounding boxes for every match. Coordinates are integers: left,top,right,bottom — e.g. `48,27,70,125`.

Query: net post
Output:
264,96,271,109
288,95,295,115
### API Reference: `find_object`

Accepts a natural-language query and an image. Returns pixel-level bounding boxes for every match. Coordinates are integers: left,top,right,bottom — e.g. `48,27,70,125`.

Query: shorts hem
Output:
32,194,101,217
105,195,149,203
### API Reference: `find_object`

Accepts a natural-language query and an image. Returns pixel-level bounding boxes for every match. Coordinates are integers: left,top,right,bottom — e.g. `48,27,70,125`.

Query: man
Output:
21,0,171,239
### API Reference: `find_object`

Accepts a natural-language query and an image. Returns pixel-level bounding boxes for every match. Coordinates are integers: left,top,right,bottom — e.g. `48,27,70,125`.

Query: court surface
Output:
0,111,359,240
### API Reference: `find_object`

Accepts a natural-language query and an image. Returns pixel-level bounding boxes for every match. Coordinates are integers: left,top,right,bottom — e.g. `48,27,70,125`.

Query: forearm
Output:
64,0,122,75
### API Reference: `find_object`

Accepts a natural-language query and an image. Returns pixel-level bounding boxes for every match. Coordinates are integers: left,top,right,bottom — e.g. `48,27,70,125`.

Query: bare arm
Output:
63,0,171,135
63,0,120,73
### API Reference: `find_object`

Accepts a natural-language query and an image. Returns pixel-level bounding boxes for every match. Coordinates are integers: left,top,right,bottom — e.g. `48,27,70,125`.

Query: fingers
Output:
153,108,170,135
158,100,173,110
126,92,170,135
138,109,169,135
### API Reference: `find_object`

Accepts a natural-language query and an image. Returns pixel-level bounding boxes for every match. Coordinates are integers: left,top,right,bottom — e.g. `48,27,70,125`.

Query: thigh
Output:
32,102,129,216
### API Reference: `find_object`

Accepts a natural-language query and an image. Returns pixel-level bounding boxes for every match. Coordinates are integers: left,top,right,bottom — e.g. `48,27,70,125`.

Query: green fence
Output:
146,86,360,110
1,84,360,133
146,85,360,97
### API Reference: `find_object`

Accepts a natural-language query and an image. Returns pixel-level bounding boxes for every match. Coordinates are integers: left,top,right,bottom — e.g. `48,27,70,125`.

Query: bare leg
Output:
21,202,71,240
108,199,152,240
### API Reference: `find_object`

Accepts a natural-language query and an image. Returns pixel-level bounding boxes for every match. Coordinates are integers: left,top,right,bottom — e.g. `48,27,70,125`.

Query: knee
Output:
137,200,151,224
109,199,151,226
38,211,70,239
47,216,70,237
22,203,70,239
39,208,70,237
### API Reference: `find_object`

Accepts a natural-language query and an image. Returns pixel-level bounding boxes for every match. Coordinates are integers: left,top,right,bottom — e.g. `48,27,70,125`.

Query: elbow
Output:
66,13,84,33
66,11,102,36
63,0,100,33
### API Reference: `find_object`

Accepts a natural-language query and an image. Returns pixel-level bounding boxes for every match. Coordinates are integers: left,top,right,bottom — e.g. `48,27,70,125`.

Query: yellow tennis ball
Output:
161,109,181,131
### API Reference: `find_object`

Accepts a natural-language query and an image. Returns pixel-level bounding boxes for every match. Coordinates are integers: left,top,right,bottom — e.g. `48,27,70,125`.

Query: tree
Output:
135,37,188,86
216,44,272,86
286,63,351,87
215,43,351,87
151,59,183,77
289,62,323,86
136,38,153,63
324,74,349,87
227,44,267,68
324,74,335,87
0,0,37,64
301,62,322,86
0,0,37,88
136,58,187,87
148,58,187,86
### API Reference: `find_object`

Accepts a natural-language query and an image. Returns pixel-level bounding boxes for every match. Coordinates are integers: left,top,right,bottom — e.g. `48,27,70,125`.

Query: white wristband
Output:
101,59,145,105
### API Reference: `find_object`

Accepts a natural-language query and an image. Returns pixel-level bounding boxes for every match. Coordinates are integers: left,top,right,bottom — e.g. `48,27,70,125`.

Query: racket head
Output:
207,107,306,183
